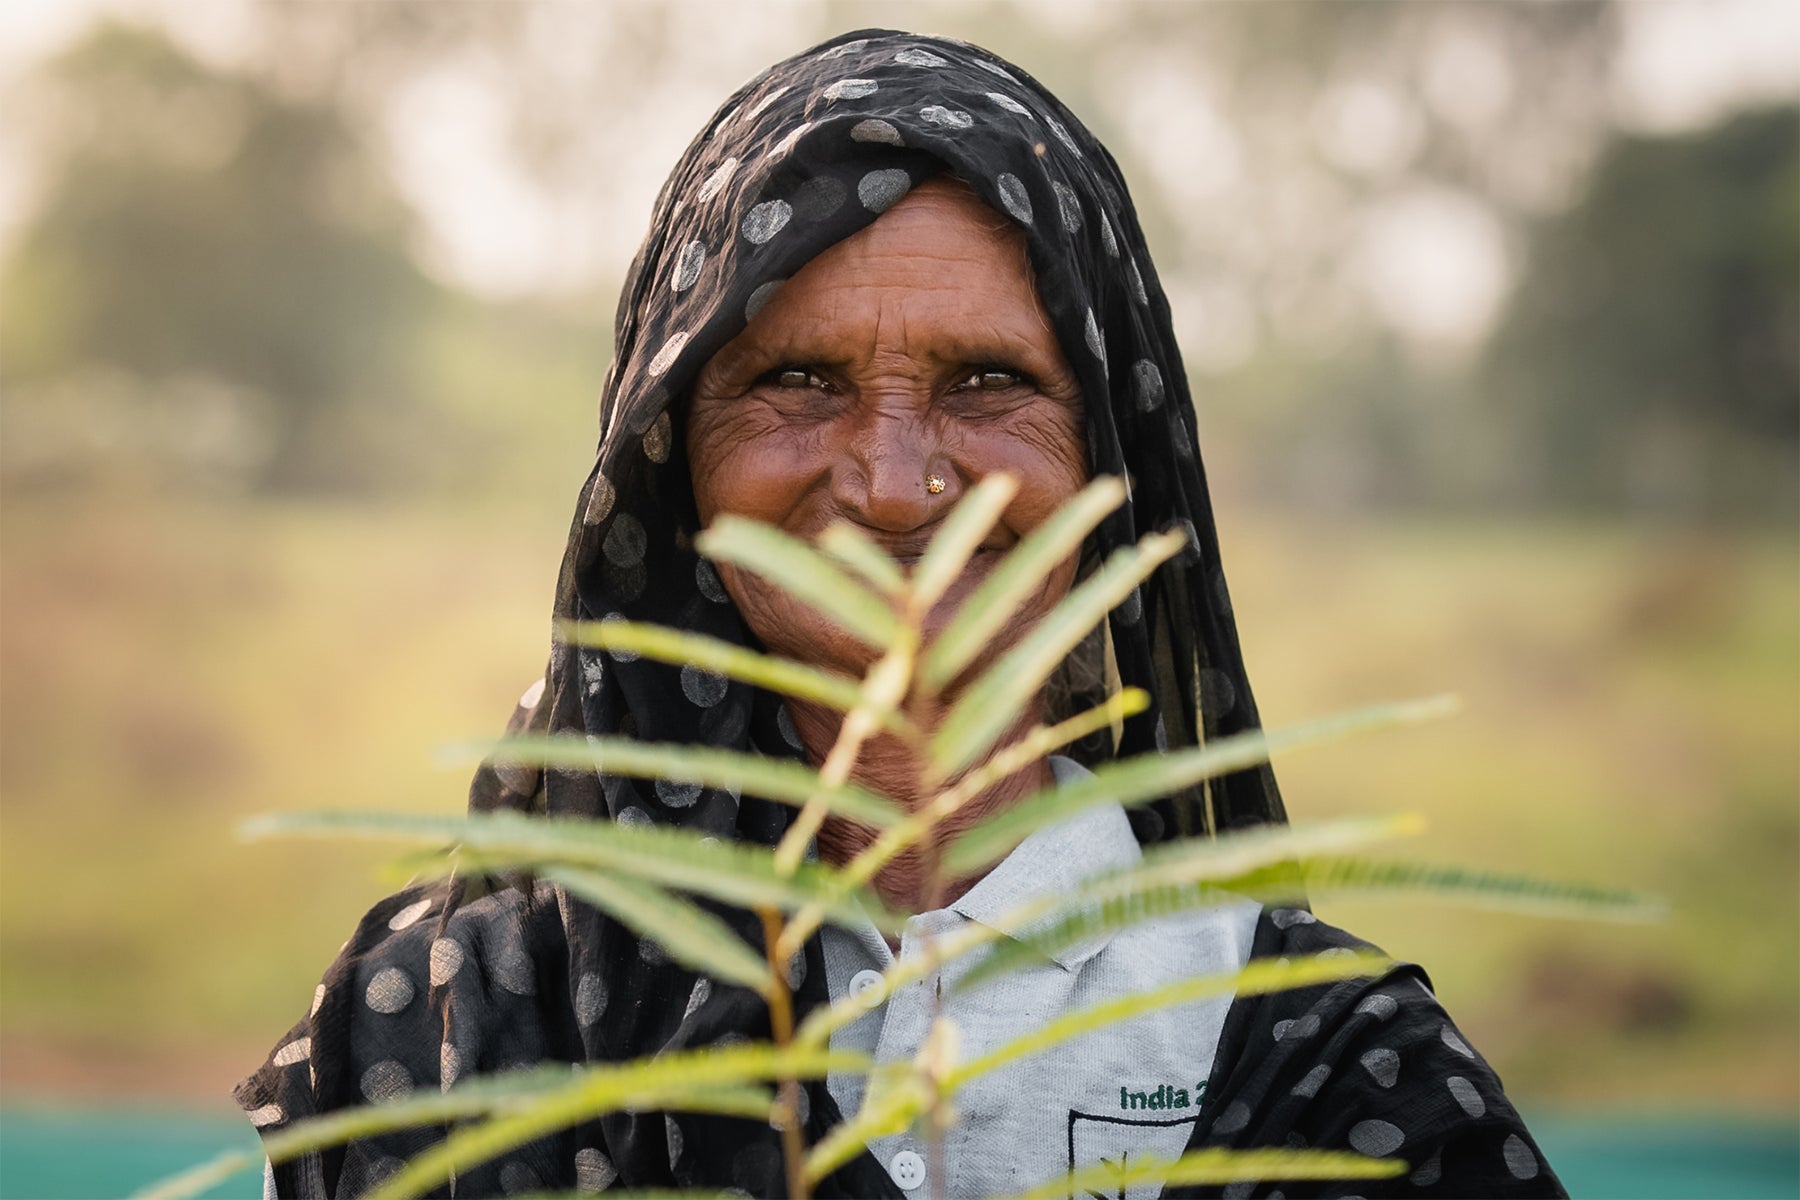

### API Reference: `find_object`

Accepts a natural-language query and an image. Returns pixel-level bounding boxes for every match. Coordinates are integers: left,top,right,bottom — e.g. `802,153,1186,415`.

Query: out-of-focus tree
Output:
0,22,442,491
1481,107,1799,520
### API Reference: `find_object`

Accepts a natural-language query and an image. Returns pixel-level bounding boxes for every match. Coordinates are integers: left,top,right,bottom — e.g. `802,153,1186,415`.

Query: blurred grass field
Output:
1,488,1793,1112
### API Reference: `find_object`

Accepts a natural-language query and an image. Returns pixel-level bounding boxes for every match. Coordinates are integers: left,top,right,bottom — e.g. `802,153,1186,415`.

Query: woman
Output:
238,30,1563,1198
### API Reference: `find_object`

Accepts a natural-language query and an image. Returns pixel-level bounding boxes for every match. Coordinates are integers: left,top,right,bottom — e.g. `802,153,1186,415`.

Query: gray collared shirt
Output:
821,756,1261,1199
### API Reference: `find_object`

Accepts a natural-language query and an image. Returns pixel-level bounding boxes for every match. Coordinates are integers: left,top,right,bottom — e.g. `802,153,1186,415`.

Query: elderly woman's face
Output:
687,177,1088,678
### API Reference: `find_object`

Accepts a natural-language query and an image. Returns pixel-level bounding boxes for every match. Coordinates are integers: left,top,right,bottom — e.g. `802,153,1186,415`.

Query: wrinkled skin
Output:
686,177,1089,910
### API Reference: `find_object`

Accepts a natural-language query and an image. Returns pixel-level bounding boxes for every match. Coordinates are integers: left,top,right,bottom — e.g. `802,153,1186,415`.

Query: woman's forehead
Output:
757,181,1037,312
697,179,1065,378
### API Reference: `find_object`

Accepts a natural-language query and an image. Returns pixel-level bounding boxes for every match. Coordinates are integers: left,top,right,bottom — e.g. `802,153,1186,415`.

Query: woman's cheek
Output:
965,407,1088,511
689,405,813,525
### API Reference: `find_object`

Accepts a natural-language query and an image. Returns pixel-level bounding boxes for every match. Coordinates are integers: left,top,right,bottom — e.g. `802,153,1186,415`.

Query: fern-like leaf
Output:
243,811,898,931
997,1147,1406,1200
947,952,1389,1091
908,473,1019,610
943,695,1459,875
920,475,1127,692
930,530,1188,781
450,734,902,828
696,518,898,648
556,620,891,727
545,866,773,995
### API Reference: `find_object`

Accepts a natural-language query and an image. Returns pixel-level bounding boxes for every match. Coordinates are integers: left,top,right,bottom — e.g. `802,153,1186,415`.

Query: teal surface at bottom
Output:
1,1103,1795,1198
1532,1112,1799,1200
0,1106,263,1200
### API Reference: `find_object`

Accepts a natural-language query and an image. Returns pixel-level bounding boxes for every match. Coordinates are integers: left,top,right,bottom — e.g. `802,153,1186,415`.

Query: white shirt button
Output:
849,968,885,1008
889,1149,926,1190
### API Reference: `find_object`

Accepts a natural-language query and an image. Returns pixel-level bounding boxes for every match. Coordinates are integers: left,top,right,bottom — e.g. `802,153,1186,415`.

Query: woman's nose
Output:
832,405,945,533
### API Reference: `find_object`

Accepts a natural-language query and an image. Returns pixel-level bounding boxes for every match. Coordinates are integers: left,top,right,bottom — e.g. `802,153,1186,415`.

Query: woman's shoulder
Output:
1182,905,1567,1198
236,876,579,1196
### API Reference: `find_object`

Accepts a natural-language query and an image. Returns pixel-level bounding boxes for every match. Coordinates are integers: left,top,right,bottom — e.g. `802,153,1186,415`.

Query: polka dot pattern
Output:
1272,1012,1320,1042
574,1147,617,1192
272,1037,311,1067
744,279,783,320
575,971,607,1025
247,1103,285,1128
655,777,703,807
1098,211,1119,256
582,476,616,527
642,411,672,463
1503,1133,1540,1179
1133,360,1164,411
973,57,1018,83
428,937,464,986
995,172,1033,223
1291,1063,1331,1098
857,168,912,213
670,241,706,292
850,118,904,146
1360,1046,1400,1088
360,1059,413,1104
1447,1073,1486,1117
1053,180,1081,232
1348,1118,1405,1157
822,78,878,100
768,121,814,161
646,331,688,376
920,104,973,129
776,705,804,750
1127,258,1149,305
1355,992,1398,1021
680,665,729,708
365,966,415,1015
1441,1023,1476,1059
695,157,737,202
741,200,791,244
387,898,432,931
684,977,712,1020
602,513,646,567
695,559,728,603
439,1041,460,1090
1213,1099,1251,1134
895,47,948,67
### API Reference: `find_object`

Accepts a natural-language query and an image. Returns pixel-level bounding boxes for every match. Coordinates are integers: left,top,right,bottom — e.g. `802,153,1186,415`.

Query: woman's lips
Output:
871,543,1009,573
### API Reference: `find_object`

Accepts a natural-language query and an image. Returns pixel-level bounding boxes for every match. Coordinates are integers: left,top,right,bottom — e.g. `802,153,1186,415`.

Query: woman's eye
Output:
769,367,827,390
959,368,1026,391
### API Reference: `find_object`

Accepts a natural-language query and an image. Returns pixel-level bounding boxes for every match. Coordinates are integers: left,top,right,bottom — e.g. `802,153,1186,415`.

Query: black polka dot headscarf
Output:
243,31,1301,1197
511,27,1287,847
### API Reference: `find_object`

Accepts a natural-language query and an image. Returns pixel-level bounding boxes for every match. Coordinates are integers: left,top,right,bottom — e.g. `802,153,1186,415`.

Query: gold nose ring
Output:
924,474,947,495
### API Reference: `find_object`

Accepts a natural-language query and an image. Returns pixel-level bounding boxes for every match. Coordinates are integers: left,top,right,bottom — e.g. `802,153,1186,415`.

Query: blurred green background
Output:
0,0,1795,1195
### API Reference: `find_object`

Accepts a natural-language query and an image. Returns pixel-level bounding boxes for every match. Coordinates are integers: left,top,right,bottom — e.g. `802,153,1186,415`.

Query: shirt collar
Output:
948,756,1141,971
